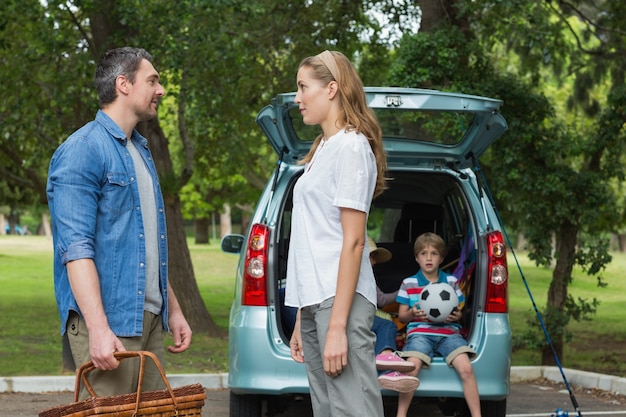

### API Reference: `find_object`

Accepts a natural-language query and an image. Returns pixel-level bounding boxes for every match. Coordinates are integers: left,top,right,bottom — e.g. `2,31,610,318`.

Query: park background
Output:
1,1,626,376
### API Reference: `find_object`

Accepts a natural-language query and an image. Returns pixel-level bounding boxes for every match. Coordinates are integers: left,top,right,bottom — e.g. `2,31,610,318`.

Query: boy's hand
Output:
446,307,462,323
411,302,428,321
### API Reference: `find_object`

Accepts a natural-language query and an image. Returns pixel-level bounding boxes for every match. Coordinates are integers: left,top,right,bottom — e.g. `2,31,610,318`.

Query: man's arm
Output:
66,258,126,370
166,283,192,353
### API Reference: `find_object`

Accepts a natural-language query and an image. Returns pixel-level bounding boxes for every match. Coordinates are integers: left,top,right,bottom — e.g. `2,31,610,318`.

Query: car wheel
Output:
481,399,507,417
230,392,262,417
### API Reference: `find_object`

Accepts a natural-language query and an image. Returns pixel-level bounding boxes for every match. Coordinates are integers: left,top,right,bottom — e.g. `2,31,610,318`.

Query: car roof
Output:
257,87,508,169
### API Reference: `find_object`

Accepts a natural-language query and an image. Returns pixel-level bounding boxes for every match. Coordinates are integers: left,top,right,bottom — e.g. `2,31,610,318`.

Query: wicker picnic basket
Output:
39,351,206,417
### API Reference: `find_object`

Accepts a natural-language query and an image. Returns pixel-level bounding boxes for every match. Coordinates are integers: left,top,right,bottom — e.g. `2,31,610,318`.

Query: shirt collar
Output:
95,110,148,148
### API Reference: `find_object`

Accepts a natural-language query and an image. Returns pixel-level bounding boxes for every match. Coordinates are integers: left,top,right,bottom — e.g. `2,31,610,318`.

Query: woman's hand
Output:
290,310,304,363
323,325,348,377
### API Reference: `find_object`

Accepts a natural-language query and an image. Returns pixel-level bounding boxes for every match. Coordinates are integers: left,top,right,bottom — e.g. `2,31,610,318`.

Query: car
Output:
221,87,511,417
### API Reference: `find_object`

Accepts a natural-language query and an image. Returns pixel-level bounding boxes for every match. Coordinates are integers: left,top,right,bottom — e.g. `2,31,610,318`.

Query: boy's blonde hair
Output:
413,232,447,258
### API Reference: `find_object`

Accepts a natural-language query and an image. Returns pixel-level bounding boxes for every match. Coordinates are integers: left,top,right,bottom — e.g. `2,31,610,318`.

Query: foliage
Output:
386,11,624,364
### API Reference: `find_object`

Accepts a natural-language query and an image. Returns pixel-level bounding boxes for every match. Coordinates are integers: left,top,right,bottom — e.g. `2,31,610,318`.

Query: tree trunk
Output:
541,222,577,365
41,212,52,238
138,118,224,337
416,0,469,35
195,217,210,244
417,0,448,32
220,204,232,238
84,0,224,340
618,234,626,253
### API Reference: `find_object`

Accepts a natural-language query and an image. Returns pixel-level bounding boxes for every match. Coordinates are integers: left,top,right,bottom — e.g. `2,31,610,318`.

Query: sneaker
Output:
376,351,416,372
378,371,420,393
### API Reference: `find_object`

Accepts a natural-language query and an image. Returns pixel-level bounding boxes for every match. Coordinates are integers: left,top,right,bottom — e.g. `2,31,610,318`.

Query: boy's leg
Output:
373,316,415,372
378,334,430,400
441,336,481,417
372,315,397,354
395,358,423,417
450,353,481,417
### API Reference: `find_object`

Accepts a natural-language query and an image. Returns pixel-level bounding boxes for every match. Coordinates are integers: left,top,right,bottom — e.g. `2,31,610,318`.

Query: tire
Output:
481,399,507,417
437,398,507,417
230,392,262,417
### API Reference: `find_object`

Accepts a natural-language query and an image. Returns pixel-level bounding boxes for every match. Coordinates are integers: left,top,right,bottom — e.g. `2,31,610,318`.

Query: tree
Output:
1,0,397,339
391,0,624,365
467,0,626,366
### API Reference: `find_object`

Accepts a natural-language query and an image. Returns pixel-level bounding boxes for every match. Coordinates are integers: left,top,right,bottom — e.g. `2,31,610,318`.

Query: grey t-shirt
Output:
126,138,162,315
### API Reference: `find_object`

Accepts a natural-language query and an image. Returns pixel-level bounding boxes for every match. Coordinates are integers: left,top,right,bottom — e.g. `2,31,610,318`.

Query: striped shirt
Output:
396,270,465,337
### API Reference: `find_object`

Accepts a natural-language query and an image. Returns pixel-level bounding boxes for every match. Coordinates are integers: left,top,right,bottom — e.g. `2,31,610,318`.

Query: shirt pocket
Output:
103,172,134,215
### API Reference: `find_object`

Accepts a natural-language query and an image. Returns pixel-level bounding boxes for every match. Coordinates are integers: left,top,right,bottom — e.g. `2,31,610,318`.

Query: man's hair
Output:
413,232,447,258
95,47,154,107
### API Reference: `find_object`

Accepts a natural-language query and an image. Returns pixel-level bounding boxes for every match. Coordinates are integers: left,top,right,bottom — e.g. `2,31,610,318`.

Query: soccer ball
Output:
419,282,459,323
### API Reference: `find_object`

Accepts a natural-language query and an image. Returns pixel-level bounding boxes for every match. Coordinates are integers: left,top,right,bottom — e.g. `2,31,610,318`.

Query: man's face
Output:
128,59,165,121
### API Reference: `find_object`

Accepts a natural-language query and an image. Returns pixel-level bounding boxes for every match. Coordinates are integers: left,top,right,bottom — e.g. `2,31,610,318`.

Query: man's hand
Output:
88,327,126,370
167,310,192,353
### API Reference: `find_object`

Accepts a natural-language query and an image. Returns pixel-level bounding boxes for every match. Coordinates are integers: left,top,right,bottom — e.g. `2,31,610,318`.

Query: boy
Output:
379,232,481,417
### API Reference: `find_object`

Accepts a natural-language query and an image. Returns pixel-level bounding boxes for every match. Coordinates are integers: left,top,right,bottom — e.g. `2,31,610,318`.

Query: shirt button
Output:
130,177,135,182
138,290,143,295
160,235,165,239
140,263,145,268
139,234,144,238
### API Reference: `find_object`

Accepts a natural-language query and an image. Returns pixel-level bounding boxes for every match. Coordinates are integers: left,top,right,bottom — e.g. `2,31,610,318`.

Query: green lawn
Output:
1,235,625,377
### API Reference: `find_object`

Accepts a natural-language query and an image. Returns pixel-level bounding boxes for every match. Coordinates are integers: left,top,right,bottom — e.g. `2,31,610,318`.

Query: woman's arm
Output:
323,207,367,377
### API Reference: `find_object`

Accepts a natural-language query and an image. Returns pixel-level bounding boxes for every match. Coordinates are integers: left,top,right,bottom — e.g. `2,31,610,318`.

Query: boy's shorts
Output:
401,333,476,367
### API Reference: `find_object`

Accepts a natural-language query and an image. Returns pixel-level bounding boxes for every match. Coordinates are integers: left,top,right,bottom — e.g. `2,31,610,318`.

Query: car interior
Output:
275,170,478,344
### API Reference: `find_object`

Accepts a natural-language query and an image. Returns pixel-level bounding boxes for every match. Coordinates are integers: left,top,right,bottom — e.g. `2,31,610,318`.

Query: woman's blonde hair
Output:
298,50,388,198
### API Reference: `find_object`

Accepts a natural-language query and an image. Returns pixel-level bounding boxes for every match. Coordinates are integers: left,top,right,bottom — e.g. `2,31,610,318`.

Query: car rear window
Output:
287,105,476,146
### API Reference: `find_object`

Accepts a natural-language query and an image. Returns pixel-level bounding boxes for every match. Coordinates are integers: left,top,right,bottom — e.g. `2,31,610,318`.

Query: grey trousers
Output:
300,293,384,417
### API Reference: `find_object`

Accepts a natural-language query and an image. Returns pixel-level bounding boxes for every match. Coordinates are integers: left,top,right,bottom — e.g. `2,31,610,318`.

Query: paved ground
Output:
6,379,626,417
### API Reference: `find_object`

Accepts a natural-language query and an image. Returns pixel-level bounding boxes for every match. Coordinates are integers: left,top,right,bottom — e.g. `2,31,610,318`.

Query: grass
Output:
507,249,626,376
1,235,626,377
0,235,237,376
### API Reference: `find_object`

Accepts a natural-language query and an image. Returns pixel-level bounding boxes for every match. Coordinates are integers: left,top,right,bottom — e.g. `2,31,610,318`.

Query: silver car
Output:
222,87,511,417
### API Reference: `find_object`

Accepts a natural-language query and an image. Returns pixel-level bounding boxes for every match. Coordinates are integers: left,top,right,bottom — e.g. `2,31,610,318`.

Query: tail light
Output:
242,223,269,306
485,231,508,313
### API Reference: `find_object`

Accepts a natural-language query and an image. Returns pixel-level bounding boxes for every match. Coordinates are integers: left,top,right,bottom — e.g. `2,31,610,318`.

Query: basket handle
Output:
73,350,178,415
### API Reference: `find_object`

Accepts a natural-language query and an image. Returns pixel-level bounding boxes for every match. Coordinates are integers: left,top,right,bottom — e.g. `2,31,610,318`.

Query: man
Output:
47,47,191,398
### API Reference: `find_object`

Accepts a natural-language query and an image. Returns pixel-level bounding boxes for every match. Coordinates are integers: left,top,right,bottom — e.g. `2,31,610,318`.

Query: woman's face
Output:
295,66,331,126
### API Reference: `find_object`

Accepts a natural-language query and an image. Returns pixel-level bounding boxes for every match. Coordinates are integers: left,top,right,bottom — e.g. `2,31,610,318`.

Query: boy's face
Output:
415,244,443,275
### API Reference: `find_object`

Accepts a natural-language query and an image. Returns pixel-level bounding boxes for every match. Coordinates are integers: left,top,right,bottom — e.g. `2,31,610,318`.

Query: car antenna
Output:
262,146,288,224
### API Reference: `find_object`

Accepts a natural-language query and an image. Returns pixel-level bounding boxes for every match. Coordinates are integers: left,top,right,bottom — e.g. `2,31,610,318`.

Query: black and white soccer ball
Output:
419,282,459,323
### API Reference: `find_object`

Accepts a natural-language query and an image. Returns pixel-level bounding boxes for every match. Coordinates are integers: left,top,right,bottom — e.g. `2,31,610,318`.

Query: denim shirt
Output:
46,110,169,337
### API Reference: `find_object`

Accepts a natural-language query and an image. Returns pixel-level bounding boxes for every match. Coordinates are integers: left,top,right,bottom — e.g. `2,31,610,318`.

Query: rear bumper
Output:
228,307,510,399
228,306,309,394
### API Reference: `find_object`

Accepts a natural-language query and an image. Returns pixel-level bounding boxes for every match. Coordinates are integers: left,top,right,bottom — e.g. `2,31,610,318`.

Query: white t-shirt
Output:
284,129,378,308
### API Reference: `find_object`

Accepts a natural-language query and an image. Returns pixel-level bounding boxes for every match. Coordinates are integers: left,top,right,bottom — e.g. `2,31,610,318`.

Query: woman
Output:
285,50,387,417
